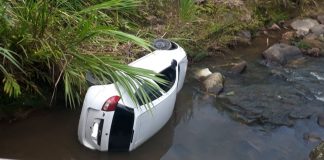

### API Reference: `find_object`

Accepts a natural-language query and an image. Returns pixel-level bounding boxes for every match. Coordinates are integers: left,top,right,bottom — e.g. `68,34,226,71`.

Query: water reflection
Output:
162,93,324,160
1,77,324,160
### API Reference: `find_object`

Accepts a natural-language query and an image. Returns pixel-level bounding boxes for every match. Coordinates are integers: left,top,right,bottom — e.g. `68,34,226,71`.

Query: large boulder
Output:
203,72,224,95
310,24,324,36
262,43,303,66
291,18,319,35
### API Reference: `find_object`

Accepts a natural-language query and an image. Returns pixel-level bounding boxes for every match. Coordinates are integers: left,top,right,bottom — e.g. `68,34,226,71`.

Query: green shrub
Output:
0,0,164,108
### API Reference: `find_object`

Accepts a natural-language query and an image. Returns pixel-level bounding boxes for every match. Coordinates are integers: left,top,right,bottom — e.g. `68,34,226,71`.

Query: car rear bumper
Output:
78,104,134,151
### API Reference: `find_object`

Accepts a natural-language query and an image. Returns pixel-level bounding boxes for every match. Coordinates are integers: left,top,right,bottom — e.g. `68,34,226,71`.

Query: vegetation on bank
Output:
0,0,165,109
0,0,322,114
140,0,322,60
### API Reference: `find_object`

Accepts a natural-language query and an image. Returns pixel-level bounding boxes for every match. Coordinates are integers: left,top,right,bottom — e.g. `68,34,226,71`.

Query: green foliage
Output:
179,0,196,22
0,0,164,108
3,74,21,98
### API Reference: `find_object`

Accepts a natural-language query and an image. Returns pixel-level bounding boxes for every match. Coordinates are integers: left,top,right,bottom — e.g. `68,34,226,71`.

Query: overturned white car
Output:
78,39,188,152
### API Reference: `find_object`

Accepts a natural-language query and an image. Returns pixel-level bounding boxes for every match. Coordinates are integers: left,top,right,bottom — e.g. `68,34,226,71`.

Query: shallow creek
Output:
1,31,324,160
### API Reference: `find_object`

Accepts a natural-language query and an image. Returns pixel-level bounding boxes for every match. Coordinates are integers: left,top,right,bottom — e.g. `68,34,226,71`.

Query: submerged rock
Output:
291,18,319,35
203,72,224,95
309,142,324,160
262,43,302,66
303,132,322,142
194,68,212,80
231,61,247,74
217,82,322,126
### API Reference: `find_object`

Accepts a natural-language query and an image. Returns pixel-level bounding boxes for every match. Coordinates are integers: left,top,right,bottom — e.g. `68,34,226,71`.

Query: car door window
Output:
134,60,177,106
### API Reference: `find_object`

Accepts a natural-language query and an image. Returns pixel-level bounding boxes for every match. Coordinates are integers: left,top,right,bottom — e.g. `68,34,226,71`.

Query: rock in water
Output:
318,15,324,24
231,61,247,74
310,24,324,36
303,132,322,142
306,48,321,57
317,113,324,127
237,30,252,41
194,68,212,80
203,72,224,95
262,43,302,66
232,30,252,46
291,18,319,35
309,142,324,160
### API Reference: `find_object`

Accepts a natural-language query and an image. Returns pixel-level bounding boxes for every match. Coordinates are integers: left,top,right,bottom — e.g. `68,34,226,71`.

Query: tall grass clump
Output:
0,0,164,108
179,0,196,22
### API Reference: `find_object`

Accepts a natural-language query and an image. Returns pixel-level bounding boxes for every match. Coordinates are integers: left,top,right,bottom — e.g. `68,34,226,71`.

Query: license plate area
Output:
86,108,106,148
90,119,103,145
91,121,99,139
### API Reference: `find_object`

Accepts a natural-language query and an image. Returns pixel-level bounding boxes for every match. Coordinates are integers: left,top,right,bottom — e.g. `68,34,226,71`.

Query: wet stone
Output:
291,18,319,33
318,15,324,24
194,68,212,80
306,48,321,57
231,30,252,47
289,110,312,119
296,29,309,37
309,142,324,160
304,33,319,40
270,69,288,80
310,24,324,36
303,132,322,142
262,43,302,66
237,30,252,40
231,61,247,74
317,113,324,127
203,72,224,95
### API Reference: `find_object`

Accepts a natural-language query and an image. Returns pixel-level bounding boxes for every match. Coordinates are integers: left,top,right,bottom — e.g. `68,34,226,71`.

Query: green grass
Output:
179,0,196,22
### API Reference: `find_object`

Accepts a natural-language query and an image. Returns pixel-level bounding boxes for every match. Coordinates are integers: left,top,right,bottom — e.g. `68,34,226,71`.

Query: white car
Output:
78,39,188,152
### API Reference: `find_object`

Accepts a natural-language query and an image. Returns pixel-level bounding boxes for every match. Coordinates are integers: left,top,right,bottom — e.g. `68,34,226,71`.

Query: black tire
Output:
153,39,172,50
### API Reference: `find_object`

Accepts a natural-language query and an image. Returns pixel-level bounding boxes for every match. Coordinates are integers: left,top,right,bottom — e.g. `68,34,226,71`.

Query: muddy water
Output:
1,32,324,159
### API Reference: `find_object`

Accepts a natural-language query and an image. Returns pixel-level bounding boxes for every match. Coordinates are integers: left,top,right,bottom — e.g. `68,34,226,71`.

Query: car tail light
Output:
102,96,120,111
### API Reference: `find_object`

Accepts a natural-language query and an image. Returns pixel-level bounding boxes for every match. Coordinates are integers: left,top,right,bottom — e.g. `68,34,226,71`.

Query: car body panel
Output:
78,42,187,152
